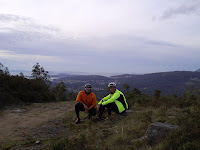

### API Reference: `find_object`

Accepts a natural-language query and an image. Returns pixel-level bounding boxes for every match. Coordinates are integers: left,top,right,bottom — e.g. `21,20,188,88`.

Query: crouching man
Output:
75,83,97,124
96,82,128,120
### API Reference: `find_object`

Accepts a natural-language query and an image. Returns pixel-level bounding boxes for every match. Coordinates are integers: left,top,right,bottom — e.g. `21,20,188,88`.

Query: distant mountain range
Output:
196,69,200,72
52,71,200,97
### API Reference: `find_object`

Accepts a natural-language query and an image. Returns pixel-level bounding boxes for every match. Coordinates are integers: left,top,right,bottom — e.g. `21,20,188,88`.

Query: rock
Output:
126,110,133,113
145,122,179,145
36,141,40,144
168,115,175,119
11,108,26,113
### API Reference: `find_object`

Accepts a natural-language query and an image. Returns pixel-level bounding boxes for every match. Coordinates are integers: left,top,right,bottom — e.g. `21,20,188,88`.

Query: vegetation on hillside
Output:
52,71,200,96
0,63,72,109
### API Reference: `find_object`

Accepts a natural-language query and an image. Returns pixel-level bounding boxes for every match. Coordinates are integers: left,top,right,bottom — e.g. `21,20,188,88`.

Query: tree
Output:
68,91,76,101
0,63,4,75
0,63,10,76
154,90,161,100
4,67,10,76
132,88,141,95
19,72,24,78
31,63,50,82
123,83,130,94
53,81,67,101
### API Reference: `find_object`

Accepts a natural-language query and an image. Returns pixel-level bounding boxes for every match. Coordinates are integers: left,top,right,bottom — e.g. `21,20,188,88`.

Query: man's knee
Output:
89,107,96,116
104,103,119,114
75,102,82,110
75,103,79,109
99,104,105,112
105,103,112,108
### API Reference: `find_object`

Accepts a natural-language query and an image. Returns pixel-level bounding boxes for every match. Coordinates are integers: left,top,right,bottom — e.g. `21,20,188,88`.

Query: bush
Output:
0,63,54,108
160,105,200,149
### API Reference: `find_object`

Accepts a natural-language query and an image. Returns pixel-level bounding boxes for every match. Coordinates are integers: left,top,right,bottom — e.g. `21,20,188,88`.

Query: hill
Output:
53,71,200,96
112,71,200,95
196,69,200,72
1,90,200,150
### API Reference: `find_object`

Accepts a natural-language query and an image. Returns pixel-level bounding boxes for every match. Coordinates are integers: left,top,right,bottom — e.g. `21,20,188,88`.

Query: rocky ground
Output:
0,101,75,149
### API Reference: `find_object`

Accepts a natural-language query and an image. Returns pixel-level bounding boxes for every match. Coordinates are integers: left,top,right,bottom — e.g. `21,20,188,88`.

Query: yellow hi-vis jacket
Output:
98,89,128,113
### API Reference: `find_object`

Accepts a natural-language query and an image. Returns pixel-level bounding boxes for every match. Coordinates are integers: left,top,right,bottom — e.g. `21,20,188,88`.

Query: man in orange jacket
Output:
75,83,97,124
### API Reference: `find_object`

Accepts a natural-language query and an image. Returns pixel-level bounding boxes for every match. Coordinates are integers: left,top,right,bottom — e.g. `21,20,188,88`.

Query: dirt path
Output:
0,101,75,144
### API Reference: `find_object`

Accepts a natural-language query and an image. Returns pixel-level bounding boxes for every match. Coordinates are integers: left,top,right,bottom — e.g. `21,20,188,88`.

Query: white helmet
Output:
85,83,92,89
108,82,116,88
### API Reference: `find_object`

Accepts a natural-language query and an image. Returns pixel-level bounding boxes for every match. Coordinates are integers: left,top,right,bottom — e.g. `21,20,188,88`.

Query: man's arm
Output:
76,91,82,103
98,94,111,105
102,92,120,105
88,94,97,110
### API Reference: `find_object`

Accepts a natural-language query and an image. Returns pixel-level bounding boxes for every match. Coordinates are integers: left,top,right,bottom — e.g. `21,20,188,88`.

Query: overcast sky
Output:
0,0,200,75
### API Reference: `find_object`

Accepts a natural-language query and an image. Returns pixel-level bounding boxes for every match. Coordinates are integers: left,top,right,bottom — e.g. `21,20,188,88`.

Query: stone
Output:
145,122,179,145
126,110,133,113
11,108,26,113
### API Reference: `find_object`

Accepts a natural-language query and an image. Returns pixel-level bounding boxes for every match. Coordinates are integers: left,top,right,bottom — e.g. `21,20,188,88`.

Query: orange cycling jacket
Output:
76,91,97,110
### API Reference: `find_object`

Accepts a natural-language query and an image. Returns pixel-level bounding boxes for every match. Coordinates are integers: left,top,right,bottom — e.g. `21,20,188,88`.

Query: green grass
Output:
0,140,32,150
1,142,19,150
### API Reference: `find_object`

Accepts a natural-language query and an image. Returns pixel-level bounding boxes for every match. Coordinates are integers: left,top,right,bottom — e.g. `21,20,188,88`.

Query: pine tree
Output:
31,63,50,82
53,81,67,101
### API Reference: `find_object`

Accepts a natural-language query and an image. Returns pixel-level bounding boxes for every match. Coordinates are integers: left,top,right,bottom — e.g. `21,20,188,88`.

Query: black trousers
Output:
75,102,96,119
98,103,120,119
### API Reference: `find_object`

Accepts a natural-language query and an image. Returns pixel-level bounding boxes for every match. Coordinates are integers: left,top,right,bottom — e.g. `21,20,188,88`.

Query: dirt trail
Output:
0,101,75,144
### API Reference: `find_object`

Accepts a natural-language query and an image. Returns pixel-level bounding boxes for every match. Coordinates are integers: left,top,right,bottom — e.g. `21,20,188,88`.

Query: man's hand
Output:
97,104,100,111
84,104,89,113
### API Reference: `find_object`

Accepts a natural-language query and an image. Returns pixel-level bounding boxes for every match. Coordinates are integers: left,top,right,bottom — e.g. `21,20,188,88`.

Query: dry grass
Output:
49,104,180,150
0,101,183,150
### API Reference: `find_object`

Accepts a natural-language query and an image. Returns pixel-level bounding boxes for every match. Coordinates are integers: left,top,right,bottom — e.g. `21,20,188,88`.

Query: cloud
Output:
0,14,68,55
0,14,60,33
0,12,200,74
0,14,32,22
1,32,200,74
0,49,66,72
0,27,194,59
160,3,200,20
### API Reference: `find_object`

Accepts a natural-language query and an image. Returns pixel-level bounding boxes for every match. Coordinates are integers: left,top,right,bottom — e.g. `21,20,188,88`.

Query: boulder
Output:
145,122,179,145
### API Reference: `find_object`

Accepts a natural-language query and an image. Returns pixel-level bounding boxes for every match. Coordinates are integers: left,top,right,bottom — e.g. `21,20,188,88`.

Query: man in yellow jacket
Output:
96,82,128,120
75,83,97,124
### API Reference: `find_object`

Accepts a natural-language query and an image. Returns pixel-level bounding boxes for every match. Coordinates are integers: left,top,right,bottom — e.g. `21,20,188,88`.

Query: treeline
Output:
0,63,76,109
122,83,200,109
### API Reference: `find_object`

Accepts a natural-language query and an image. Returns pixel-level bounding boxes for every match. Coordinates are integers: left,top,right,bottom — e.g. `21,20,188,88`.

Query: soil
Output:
0,101,75,146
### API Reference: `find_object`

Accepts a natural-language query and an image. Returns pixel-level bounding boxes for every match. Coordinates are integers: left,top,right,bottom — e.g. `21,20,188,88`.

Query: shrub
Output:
160,105,200,149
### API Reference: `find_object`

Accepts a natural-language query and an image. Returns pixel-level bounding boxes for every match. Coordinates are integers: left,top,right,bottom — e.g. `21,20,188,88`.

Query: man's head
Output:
85,83,92,94
108,82,116,94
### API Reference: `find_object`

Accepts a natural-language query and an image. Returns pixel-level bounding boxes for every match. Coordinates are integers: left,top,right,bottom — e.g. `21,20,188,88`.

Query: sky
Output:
0,0,200,75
